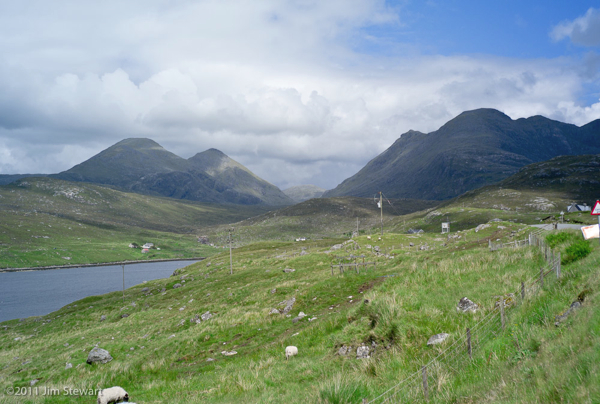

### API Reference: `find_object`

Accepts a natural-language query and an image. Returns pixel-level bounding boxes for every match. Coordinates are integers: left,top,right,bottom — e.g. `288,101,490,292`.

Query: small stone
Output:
270,289,276,294
100,315,106,322
283,268,295,273
65,363,72,369
221,350,237,356
356,345,370,359
142,287,150,293
298,312,306,318
201,311,212,321
173,283,182,289
121,313,129,318
457,297,478,313
30,379,40,386
337,345,351,356
269,308,280,315
427,333,450,346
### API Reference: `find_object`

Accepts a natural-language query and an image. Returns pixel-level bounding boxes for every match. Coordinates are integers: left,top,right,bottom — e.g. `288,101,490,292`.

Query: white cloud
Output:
0,1,599,190
551,7,600,47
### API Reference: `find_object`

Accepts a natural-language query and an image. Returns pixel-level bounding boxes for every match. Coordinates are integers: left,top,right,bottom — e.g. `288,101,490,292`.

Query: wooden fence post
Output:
500,299,505,330
557,252,561,278
540,266,544,289
521,281,525,300
422,365,429,402
467,328,472,360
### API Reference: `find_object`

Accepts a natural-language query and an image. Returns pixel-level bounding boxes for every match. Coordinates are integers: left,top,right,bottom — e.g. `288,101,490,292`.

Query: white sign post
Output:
441,222,449,234
591,201,600,245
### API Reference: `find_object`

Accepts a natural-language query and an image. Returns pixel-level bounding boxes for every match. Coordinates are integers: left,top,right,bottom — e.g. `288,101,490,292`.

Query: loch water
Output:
0,260,197,323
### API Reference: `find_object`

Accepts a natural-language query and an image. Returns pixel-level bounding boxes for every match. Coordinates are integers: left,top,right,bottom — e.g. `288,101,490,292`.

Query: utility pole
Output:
228,228,234,275
379,192,383,236
122,264,125,303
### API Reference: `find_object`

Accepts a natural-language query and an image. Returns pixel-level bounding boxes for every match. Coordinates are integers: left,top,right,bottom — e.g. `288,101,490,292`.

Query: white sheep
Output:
97,386,129,404
285,345,298,360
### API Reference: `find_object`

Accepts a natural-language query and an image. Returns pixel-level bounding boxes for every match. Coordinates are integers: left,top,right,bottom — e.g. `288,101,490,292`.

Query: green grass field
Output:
1,224,597,403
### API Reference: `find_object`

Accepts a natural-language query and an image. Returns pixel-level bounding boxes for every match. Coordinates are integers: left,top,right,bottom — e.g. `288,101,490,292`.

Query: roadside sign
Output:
592,200,600,215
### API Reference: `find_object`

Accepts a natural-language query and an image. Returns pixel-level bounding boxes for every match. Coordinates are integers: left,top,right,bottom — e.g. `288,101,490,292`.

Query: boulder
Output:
270,288,277,294
190,314,201,324
100,315,106,322
173,283,182,289
427,333,450,346
283,268,296,273
269,308,280,315
330,244,343,251
65,363,72,369
221,350,237,356
292,317,301,323
201,311,212,321
121,313,129,318
86,347,113,364
457,297,478,313
141,287,150,293
356,344,370,359
298,312,306,318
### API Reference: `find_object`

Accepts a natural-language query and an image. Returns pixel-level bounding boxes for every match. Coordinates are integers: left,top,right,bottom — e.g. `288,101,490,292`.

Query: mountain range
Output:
324,108,600,200
52,138,293,206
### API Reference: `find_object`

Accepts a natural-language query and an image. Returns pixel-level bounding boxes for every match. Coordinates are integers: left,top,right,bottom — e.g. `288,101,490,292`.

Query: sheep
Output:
285,345,298,360
97,386,129,404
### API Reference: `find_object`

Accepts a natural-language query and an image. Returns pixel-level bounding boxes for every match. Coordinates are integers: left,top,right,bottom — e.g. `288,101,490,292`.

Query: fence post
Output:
521,281,525,300
422,365,429,402
557,252,561,278
500,299,505,330
467,328,472,360
540,267,544,289
331,265,333,276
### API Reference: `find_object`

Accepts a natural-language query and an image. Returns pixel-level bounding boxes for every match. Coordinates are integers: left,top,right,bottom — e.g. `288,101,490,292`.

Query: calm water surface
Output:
0,261,197,323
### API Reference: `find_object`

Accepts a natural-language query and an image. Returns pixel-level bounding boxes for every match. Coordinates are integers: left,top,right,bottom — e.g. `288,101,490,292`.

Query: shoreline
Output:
0,257,205,273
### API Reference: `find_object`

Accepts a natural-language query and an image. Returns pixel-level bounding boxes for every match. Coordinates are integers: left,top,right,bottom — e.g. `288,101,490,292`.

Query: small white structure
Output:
442,222,450,233
567,203,590,213
285,346,298,360
142,242,154,249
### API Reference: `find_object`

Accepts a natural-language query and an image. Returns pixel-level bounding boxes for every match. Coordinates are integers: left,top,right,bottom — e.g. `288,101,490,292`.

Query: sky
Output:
1,0,600,190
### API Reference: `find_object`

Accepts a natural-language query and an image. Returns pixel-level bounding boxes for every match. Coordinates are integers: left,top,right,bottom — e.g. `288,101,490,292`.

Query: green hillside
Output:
1,224,598,403
0,177,271,269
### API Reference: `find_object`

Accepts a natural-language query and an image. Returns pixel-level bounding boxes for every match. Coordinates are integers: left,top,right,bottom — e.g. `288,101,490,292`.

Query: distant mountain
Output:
283,185,325,202
440,154,600,213
52,138,293,206
323,109,600,200
0,174,48,185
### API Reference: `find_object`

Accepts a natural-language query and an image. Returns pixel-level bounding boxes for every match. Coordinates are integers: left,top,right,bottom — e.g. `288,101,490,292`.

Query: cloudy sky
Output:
1,1,599,190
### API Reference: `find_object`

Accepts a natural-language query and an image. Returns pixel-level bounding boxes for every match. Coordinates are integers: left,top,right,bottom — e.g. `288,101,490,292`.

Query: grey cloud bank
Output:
0,1,599,190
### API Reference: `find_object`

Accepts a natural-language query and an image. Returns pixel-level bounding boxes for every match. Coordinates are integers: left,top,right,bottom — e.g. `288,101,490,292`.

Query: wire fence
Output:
364,231,559,403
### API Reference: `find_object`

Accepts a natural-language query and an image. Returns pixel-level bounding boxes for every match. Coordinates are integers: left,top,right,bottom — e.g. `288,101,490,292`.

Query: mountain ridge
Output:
323,108,600,200
52,138,293,206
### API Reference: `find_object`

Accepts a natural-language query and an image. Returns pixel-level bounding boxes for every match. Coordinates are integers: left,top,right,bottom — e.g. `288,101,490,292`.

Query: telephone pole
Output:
228,228,234,275
379,192,383,236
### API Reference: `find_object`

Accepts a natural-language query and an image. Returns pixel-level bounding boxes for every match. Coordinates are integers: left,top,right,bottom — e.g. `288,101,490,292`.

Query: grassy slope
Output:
1,223,597,403
0,178,271,268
